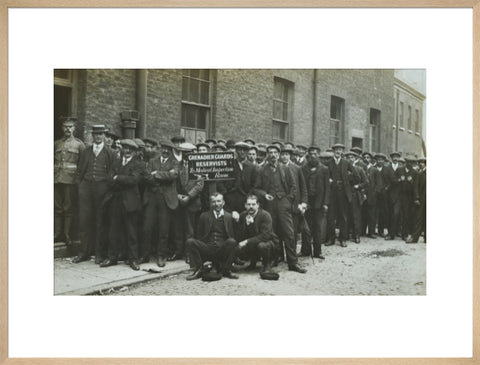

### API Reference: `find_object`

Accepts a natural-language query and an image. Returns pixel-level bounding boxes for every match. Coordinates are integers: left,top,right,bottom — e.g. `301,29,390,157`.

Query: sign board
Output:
187,152,235,181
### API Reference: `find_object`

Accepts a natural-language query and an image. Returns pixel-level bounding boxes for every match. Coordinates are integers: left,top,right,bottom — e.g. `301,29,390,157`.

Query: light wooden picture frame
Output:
1,1,479,364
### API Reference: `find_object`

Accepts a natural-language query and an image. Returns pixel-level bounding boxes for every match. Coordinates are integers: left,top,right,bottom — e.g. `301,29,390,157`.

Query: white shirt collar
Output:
123,156,133,165
214,209,224,219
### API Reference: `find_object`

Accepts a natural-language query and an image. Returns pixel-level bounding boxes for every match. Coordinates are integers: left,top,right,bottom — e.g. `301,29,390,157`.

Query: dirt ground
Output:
107,236,426,296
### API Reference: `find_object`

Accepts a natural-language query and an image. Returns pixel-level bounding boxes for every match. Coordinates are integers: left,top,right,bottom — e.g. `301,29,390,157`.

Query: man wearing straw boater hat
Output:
72,124,115,264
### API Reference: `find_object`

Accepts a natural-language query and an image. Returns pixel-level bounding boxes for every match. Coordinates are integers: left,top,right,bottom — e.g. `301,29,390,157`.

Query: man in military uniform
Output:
54,117,85,244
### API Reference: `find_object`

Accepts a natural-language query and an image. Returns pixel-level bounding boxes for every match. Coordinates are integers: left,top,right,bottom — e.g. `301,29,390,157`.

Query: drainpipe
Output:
395,88,399,151
311,69,318,145
136,69,147,138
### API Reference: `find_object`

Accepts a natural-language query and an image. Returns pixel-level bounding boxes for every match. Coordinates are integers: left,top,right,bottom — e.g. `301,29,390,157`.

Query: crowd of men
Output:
54,117,426,280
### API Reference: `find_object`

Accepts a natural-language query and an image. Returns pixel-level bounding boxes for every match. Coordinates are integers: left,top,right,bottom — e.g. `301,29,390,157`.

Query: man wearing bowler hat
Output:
54,117,85,244
141,141,179,267
72,124,115,264
100,139,144,270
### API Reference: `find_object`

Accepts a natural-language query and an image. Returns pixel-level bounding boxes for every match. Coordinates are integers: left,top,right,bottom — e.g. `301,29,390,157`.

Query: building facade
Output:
54,69,425,156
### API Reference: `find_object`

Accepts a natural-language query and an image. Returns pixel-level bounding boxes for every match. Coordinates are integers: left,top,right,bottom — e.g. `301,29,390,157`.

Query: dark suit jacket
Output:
312,163,331,209
104,157,143,213
414,169,426,203
177,162,204,213
143,156,179,210
327,158,356,202
218,159,257,211
196,210,235,243
253,163,296,202
383,164,406,203
285,162,308,211
235,208,278,245
77,145,115,182
350,165,369,204
366,165,381,205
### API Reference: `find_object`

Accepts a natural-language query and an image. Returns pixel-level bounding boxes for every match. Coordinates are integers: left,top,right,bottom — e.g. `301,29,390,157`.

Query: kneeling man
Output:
235,195,277,274
185,193,238,280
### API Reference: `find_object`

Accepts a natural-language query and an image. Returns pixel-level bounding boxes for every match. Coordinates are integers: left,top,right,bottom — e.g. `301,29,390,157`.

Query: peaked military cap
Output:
60,116,77,125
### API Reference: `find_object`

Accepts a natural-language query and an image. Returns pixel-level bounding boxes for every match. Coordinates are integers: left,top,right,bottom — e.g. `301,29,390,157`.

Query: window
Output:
329,96,344,146
369,108,381,153
408,105,412,131
399,102,404,128
415,109,420,133
272,78,293,141
181,69,211,143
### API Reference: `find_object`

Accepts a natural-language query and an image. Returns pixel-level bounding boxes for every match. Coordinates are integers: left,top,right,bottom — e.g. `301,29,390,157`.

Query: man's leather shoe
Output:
138,256,149,264
95,257,103,265
406,238,418,244
385,236,394,241
72,255,89,264
366,234,377,239
100,259,117,268
340,241,347,247
288,264,307,274
298,251,310,257
129,260,140,271
157,256,166,267
186,268,203,280
313,254,325,259
222,271,239,279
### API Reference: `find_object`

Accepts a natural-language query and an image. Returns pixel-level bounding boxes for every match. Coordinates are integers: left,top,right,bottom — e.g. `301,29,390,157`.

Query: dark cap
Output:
320,151,334,159
351,147,362,154
226,139,236,149
160,141,175,149
266,144,281,153
375,153,387,160
390,151,402,158
212,143,227,151
362,151,374,159
344,151,358,157
296,144,308,151
217,139,226,145
133,138,146,149
60,116,77,125
281,146,295,154
260,271,280,281
91,124,107,133
308,146,321,153
205,139,217,145
143,138,158,146
105,131,119,140
332,143,345,150
201,272,222,282
248,145,259,152
244,138,255,145
119,139,138,150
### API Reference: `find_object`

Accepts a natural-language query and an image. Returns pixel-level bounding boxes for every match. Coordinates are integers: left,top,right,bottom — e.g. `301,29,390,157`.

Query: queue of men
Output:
54,116,426,279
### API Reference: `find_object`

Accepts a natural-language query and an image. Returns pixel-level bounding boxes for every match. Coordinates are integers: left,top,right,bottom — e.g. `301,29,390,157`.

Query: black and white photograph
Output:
53,68,427,296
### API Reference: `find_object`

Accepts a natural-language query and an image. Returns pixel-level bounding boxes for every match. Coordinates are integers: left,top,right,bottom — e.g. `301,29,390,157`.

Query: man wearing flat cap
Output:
100,139,144,271
362,152,380,238
401,156,419,241
374,153,389,237
141,141,179,267
407,158,426,244
73,124,115,264
220,141,257,214
383,152,405,241
253,145,306,273
325,143,357,247
54,117,85,245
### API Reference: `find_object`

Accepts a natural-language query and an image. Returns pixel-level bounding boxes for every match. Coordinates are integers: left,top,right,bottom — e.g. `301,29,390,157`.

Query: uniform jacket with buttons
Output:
54,136,85,184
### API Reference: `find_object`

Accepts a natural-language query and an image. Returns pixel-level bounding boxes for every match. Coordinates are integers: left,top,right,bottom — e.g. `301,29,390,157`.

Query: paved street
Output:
106,236,426,296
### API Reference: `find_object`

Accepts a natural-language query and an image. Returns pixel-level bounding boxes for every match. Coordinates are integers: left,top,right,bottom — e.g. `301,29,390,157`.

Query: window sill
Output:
415,132,421,136
392,125,396,129
408,130,413,134
399,127,405,131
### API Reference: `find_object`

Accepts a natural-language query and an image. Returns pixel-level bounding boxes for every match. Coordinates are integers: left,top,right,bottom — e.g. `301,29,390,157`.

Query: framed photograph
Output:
1,1,478,364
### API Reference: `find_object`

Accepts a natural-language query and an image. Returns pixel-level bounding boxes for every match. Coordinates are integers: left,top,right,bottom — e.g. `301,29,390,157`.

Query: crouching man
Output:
185,192,238,280
235,194,277,274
